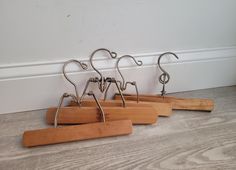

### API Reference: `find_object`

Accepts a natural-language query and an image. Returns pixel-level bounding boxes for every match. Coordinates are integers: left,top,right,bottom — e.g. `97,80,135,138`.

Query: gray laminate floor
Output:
0,86,236,170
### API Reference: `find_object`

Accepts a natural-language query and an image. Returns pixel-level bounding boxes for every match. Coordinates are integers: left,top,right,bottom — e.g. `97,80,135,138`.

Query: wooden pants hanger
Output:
46,53,157,125
47,100,157,125
23,92,132,147
114,52,214,112
107,54,172,116
69,99,171,117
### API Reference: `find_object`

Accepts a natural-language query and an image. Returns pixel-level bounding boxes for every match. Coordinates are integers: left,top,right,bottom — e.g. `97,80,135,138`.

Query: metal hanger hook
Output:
116,55,143,89
90,48,117,92
63,59,88,99
158,52,178,74
157,52,179,96
90,48,117,80
157,52,179,83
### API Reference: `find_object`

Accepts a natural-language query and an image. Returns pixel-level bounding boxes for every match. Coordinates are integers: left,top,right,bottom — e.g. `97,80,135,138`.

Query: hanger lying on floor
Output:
23,91,132,147
104,54,172,117
46,57,157,125
114,52,214,112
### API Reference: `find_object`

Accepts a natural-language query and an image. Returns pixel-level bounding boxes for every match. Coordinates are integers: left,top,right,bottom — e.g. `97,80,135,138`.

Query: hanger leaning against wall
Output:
110,55,172,117
66,49,157,124
114,52,214,112
76,51,158,113
23,91,132,147
78,48,126,106
46,58,157,125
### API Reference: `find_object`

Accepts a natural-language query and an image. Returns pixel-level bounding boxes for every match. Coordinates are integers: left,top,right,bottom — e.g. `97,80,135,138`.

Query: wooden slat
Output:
114,94,214,111
110,97,172,116
23,120,132,147
46,106,157,125
46,107,99,124
73,100,149,107
1,86,235,169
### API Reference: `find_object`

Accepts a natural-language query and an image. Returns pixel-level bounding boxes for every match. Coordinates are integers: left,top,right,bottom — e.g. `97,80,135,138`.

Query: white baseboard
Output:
1,46,236,114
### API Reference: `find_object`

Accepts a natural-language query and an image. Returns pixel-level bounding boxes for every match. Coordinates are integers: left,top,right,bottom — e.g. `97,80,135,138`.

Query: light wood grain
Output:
46,106,157,125
112,96,173,116
69,99,172,116
0,86,236,170
115,93,214,111
23,120,132,147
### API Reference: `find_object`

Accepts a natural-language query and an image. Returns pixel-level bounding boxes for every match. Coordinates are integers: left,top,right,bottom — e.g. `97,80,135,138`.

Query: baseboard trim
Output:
1,46,236,80
1,46,236,114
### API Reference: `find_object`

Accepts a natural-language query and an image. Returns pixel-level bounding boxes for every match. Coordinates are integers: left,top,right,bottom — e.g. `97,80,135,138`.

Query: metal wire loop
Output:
90,48,117,81
103,55,142,103
54,91,106,127
157,52,179,96
54,93,78,127
62,59,88,100
116,55,143,90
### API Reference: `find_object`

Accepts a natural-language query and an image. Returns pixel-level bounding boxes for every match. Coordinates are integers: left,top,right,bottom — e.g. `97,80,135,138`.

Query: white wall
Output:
1,0,236,114
1,0,236,65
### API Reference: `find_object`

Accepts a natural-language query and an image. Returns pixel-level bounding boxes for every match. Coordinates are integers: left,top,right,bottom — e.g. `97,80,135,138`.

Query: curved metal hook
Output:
90,48,117,79
158,52,178,74
116,55,143,90
157,52,179,96
90,48,117,92
63,59,88,100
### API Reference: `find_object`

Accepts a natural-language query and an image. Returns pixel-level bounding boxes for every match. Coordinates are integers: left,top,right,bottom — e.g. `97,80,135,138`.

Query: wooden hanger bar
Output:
114,93,214,111
105,98,172,117
69,99,172,116
23,120,132,147
46,106,157,125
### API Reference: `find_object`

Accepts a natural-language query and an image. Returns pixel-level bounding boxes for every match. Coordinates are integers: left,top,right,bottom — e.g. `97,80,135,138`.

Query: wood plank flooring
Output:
0,86,236,170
